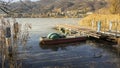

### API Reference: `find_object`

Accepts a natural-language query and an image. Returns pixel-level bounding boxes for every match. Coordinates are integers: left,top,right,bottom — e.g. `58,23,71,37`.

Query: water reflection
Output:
40,42,86,51
38,39,120,68
40,44,67,51
86,39,120,56
39,38,120,59
1,18,120,68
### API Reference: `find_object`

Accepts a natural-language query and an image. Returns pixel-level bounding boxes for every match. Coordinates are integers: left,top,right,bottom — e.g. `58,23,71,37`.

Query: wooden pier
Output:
55,24,120,43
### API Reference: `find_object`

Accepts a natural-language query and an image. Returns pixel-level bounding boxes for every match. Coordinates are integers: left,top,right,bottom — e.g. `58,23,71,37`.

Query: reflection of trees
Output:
0,18,31,68
86,39,120,56
40,44,68,51
21,23,31,46
40,42,86,51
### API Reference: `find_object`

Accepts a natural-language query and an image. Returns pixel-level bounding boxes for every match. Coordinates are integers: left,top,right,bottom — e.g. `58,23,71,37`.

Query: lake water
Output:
1,18,120,68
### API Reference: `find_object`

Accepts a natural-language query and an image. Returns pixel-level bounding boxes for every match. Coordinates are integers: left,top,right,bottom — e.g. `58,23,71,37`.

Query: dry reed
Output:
78,14,120,32
0,17,31,68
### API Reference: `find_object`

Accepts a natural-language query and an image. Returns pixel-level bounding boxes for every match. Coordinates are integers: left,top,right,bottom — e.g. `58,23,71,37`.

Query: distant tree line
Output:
0,0,119,18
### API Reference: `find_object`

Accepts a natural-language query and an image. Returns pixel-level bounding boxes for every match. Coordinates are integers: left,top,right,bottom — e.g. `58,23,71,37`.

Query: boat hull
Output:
40,36,87,45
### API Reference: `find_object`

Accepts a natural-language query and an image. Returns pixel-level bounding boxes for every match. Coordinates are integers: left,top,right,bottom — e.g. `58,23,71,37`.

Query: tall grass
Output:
78,14,120,32
0,17,31,68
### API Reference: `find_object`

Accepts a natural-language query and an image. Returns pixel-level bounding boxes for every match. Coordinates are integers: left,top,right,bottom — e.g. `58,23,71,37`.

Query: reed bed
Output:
0,17,31,68
79,14,120,32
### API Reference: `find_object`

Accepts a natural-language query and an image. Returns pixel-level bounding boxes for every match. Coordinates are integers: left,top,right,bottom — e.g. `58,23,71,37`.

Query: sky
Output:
3,0,39,2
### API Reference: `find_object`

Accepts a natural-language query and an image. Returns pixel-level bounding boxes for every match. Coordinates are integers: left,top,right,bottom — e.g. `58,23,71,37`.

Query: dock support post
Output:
69,29,72,35
117,38,120,45
97,21,101,32
58,26,61,32
109,21,112,32
116,38,120,55
65,28,69,35
116,20,118,37
92,20,94,30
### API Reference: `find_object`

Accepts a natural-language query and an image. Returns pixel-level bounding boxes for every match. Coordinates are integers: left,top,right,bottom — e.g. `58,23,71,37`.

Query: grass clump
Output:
79,14,120,32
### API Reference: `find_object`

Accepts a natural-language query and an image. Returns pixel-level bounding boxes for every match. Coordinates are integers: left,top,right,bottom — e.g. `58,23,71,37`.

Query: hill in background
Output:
0,0,107,18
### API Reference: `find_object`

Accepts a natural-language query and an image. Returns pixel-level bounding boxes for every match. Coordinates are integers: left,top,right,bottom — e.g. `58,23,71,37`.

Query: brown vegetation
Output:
79,0,120,32
0,0,107,18
108,0,120,14
79,14,120,32
0,18,31,68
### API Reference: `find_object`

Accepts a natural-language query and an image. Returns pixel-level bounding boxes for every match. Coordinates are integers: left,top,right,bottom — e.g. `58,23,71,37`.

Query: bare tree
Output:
0,0,14,14
0,0,32,15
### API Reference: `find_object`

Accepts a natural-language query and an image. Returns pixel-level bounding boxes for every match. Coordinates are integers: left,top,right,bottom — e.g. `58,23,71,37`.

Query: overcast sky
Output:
3,0,39,2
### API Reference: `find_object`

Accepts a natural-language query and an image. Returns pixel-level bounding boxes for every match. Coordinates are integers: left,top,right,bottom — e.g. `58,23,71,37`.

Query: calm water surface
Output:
13,18,120,68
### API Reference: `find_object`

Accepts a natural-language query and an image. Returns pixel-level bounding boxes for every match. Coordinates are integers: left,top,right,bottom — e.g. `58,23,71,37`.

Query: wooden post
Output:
109,21,112,32
117,38,120,55
58,26,61,32
116,19,118,37
104,19,106,33
97,21,101,32
117,38,120,45
65,28,69,35
69,29,72,35
92,20,94,30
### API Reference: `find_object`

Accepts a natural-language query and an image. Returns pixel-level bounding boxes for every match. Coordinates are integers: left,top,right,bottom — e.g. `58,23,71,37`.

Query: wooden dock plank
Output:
56,24,120,43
